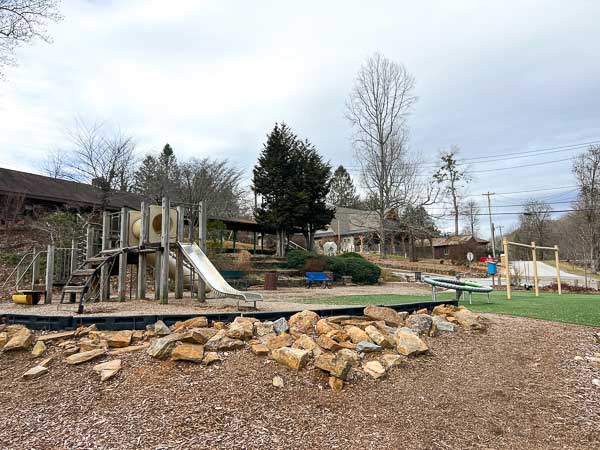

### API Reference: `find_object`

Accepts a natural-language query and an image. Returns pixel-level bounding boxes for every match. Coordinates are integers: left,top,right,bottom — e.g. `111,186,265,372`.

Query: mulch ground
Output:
1,314,599,449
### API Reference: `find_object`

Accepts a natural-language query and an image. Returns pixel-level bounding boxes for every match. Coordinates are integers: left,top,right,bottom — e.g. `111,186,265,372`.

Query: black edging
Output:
0,300,458,331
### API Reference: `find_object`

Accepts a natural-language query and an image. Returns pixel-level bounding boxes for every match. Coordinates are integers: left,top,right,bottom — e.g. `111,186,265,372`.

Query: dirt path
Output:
0,314,598,449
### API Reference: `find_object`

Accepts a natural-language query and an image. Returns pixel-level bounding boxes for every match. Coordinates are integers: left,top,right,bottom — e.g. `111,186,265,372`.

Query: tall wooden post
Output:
554,245,562,295
531,241,539,297
31,248,40,289
137,202,149,300
45,245,54,303
160,197,170,304
503,238,511,300
101,211,110,301
175,205,184,299
198,200,207,302
118,207,129,302
70,239,78,275
86,225,94,259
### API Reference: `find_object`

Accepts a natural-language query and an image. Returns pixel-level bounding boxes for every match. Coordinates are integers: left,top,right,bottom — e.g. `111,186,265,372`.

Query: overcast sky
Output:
1,0,600,235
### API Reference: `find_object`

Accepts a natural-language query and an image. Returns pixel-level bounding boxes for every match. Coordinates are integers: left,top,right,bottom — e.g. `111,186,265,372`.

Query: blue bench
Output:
306,272,332,289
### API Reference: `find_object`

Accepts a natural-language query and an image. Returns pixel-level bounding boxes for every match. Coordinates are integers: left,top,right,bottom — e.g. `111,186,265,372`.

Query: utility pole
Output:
496,224,504,246
483,192,496,258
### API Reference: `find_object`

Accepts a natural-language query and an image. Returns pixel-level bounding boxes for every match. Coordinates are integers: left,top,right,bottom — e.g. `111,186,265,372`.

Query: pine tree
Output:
328,165,359,207
133,143,180,202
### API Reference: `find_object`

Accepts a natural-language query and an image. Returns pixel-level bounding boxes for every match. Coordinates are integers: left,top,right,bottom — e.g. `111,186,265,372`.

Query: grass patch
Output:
304,290,600,326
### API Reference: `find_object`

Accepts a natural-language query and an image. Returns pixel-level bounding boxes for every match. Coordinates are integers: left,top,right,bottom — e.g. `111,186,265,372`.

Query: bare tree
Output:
519,199,553,246
0,0,62,78
434,148,469,236
0,191,24,226
40,147,67,178
64,117,137,207
572,145,600,271
346,52,418,255
461,199,480,236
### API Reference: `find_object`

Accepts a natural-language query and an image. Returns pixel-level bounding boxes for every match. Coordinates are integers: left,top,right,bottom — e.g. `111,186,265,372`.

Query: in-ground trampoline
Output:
423,277,493,304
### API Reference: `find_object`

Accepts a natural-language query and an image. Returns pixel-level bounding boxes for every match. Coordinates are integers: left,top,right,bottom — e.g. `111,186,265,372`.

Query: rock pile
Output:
0,304,484,391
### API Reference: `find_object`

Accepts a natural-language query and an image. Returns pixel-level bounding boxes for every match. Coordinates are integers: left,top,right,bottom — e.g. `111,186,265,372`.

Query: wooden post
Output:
70,239,78,274
503,238,511,300
100,211,111,301
554,245,562,295
137,202,148,300
45,245,54,303
118,207,129,302
154,251,161,301
86,225,94,259
31,248,40,290
175,205,184,299
160,197,170,304
531,241,539,297
198,201,207,302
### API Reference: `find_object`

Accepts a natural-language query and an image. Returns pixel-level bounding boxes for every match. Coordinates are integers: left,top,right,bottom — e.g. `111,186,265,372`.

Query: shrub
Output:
287,249,312,269
338,252,363,259
342,257,381,284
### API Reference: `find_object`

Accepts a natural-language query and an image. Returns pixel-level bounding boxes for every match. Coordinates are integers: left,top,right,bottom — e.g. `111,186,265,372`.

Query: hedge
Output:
286,250,380,284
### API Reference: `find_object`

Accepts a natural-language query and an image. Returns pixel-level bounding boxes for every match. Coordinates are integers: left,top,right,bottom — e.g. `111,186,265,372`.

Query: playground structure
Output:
502,238,562,300
5,198,263,313
424,276,493,305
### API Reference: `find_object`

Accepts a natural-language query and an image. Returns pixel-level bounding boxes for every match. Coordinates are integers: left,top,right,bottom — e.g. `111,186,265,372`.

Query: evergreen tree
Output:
133,143,180,202
328,165,359,207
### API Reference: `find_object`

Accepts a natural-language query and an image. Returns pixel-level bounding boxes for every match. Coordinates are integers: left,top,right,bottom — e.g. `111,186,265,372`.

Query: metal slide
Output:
178,242,263,307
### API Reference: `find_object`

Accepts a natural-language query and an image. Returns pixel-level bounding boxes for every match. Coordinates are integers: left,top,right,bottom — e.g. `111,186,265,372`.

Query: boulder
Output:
315,319,340,336
0,332,7,348
253,321,274,337
381,353,402,369
292,334,321,356
430,315,458,336
132,330,145,342
66,348,105,365
79,338,106,352
395,330,428,356
212,321,227,330
415,308,429,315
171,343,204,363
153,320,171,336
363,305,404,326
288,310,319,336
187,327,218,344
31,341,46,358
317,334,343,351
363,361,386,379
364,325,393,348
226,317,254,340
105,330,133,348
265,334,294,350
345,326,371,344
337,348,361,367
173,316,209,331
251,343,270,356
432,304,458,316
356,341,382,353
272,375,284,388
93,359,121,382
405,314,433,335
328,376,344,392
340,319,376,329
146,333,188,359
452,308,484,331
271,347,310,370
3,328,33,351
202,352,221,366
22,365,48,380
326,329,350,343
204,331,245,352
315,353,352,380
272,317,289,334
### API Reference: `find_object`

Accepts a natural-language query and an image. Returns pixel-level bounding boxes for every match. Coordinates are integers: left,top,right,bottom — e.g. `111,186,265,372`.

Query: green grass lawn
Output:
305,291,600,327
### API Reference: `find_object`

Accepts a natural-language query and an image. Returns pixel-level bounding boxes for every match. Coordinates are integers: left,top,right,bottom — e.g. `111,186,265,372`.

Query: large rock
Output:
93,359,121,381
317,334,343,351
337,348,361,367
265,333,294,350
339,319,375,329
79,338,106,352
146,333,188,358
0,332,7,348
430,315,458,336
363,361,386,379
31,341,46,358
271,347,310,370
395,329,428,356
202,352,221,365
105,330,133,348
432,304,458,316
186,327,218,344
66,348,105,365
452,307,484,331
381,353,402,369
363,305,405,326
75,324,97,337
3,328,33,351
288,310,319,336
226,317,254,340
405,314,433,336
315,319,340,336
272,317,289,334
329,376,344,392
251,343,270,356
345,326,371,344
315,353,352,380
254,321,274,337
204,331,245,352
356,341,382,353
292,334,321,356
153,320,171,336
365,325,393,348
326,329,350,343
22,365,48,380
171,343,204,363
173,316,209,331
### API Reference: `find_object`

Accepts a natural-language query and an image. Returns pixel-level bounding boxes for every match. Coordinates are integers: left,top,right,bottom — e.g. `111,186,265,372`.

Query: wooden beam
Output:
160,197,170,304
45,245,54,304
137,202,148,300
198,200,207,303
503,238,511,300
100,211,111,301
555,245,562,295
531,241,539,297
175,205,184,299
31,248,39,290
118,207,128,302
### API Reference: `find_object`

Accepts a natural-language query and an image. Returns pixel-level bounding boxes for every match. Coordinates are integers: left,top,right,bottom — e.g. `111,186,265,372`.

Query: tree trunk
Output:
379,215,386,257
